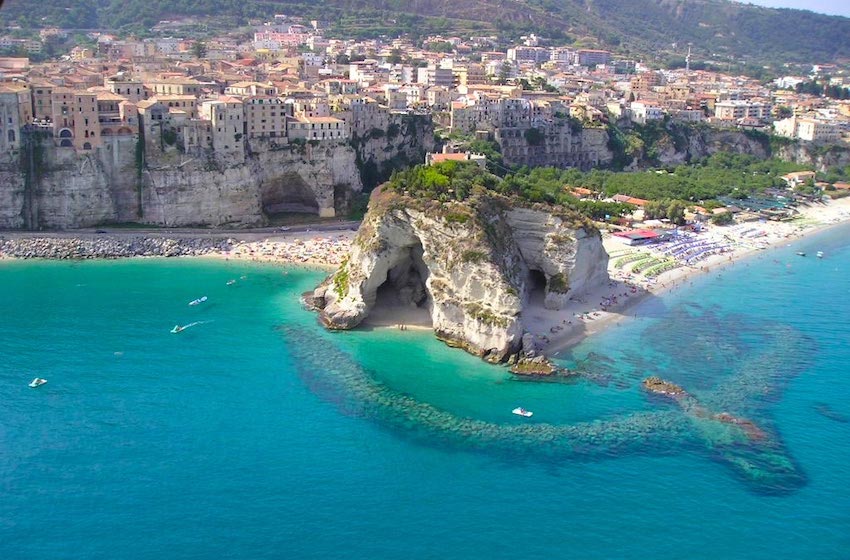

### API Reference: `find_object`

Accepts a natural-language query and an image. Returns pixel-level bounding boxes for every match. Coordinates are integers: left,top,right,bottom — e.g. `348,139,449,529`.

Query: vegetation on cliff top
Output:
384,152,816,226
386,161,633,223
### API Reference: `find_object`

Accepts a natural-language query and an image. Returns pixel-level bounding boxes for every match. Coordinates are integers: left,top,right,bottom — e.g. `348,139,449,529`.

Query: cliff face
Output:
625,123,850,171
774,143,850,172
351,114,437,189
0,136,362,229
311,189,609,362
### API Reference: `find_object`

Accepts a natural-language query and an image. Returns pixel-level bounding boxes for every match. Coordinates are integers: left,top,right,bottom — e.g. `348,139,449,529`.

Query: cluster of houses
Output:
0,13,848,161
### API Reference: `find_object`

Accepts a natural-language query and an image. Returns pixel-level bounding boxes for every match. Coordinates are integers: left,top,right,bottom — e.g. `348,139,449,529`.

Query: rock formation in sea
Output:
309,186,609,362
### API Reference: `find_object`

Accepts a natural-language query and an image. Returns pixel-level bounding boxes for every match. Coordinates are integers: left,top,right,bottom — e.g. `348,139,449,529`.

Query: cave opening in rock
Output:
369,241,433,328
261,172,319,222
527,268,547,305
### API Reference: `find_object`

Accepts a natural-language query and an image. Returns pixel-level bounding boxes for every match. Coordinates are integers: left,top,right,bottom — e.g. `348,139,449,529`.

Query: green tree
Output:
386,48,402,64
666,200,687,225
191,40,207,59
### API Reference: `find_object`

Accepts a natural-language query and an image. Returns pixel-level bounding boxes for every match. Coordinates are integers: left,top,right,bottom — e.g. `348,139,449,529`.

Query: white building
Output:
714,100,771,122
630,101,664,124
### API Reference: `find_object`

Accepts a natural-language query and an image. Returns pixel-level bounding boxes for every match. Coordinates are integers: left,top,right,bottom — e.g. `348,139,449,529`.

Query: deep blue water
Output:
1,226,849,559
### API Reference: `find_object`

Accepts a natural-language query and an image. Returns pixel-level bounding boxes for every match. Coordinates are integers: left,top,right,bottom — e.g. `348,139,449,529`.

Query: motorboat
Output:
816,251,824,258
29,378,47,388
512,407,533,418
170,325,184,334
189,296,208,306
796,251,806,257
226,279,236,286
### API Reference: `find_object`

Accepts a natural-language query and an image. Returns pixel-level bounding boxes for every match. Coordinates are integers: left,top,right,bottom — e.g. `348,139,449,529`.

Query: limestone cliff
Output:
351,113,436,189
0,136,362,229
613,121,850,171
310,188,609,362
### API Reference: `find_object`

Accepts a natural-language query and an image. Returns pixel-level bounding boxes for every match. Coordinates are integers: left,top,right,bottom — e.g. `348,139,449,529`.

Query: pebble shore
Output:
0,236,234,260
0,233,353,267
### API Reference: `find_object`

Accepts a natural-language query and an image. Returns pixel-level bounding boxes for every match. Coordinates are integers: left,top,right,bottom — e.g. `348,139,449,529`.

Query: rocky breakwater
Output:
0,236,232,260
308,186,609,362
642,376,767,441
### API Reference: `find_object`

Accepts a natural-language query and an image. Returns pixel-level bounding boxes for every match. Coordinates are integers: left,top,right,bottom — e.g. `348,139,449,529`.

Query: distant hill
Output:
2,0,848,66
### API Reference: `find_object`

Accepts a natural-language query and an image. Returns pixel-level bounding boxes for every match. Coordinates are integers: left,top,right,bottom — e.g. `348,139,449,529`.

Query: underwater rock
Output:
642,376,690,399
510,356,558,376
813,402,849,423
712,412,768,441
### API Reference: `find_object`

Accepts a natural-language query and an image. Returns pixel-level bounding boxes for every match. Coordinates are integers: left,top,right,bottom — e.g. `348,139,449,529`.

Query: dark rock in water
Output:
813,402,849,423
300,290,325,312
510,356,557,376
642,376,689,399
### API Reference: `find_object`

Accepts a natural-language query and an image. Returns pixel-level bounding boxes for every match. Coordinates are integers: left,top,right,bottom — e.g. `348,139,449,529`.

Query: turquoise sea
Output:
1,226,849,559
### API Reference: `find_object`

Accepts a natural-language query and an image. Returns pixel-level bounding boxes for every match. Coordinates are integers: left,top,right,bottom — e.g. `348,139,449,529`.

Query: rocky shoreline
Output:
0,236,233,260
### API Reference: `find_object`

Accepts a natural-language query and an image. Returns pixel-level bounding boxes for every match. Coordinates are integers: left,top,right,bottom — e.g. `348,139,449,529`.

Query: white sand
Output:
532,196,850,356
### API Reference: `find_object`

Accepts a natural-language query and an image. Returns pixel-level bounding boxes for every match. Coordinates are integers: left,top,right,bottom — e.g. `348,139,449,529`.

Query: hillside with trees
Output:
1,0,848,67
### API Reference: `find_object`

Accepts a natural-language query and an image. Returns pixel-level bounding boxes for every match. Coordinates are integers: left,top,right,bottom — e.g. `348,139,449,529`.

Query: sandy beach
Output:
205,231,354,268
532,196,850,356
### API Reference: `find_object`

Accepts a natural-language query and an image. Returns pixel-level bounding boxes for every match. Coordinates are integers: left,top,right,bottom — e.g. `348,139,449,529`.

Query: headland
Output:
2,195,849,359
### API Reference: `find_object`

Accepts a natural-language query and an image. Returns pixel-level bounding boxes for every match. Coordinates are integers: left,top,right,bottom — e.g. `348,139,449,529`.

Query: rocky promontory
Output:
309,182,609,362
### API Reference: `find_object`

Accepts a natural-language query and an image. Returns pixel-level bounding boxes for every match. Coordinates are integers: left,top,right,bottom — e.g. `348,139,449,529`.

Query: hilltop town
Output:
0,13,849,230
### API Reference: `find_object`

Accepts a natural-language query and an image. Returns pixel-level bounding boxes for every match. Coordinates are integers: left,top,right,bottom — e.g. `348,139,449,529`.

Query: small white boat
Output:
189,296,208,306
170,325,184,334
796,251,806,257
512,407,533,418
816,251,824,258
226,279,236,286
29,378,47,388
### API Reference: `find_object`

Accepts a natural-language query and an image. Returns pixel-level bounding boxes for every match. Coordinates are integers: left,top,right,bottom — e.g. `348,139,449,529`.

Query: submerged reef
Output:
281,300,813,494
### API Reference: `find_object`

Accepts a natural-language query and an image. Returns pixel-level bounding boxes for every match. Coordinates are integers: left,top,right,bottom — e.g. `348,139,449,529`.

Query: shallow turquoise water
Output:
1,226,849,559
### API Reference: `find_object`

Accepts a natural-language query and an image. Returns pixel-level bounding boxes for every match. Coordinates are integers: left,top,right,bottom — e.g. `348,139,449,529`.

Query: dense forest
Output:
1,0,848,67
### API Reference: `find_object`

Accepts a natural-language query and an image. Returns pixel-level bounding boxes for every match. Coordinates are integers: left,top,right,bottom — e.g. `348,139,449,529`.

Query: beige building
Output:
224,81,278,97
243,96,291,139
426,86,452,109
104,76,146,103
200,97,245,157
96,91,136,136
148,78,203,96
181,119,213,152
153,94,198,118
287,116,348,141
31,82,55,120
50,88,101,150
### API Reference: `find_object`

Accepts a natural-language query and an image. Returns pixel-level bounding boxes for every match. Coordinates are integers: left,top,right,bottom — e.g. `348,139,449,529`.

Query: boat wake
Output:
171,320,213,333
